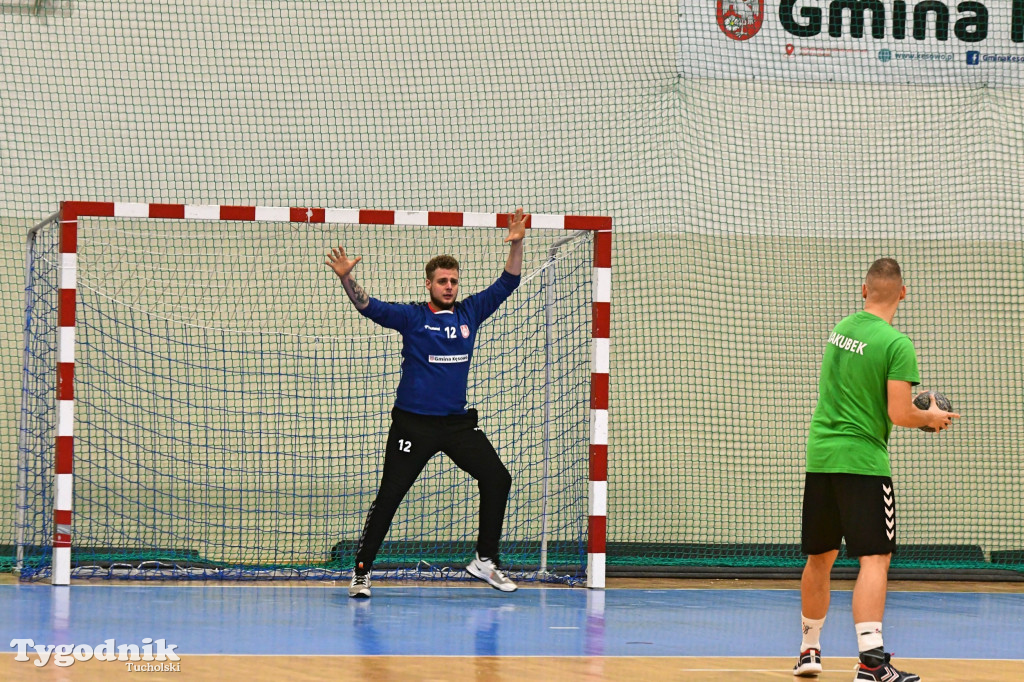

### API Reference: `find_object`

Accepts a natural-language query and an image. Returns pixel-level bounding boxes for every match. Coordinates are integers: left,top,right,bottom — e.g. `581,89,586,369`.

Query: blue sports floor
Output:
3,583,1024,660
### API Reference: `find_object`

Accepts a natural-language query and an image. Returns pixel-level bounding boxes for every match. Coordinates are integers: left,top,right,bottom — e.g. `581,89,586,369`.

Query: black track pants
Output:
353,407,512,571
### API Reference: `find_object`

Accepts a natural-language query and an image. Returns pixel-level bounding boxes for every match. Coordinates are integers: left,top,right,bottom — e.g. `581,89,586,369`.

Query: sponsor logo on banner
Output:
717,0,764,41
681,0,1024,85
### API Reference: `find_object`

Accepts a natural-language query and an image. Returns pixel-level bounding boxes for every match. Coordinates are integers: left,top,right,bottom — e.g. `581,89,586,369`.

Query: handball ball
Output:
913,390,952,432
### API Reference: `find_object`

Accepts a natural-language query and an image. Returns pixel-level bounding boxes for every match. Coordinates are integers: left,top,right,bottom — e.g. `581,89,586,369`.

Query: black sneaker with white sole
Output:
854,653,920,682
793,647,822,677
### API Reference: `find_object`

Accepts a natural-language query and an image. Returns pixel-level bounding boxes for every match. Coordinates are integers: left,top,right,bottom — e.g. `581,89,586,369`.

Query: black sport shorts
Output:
801,472,898,557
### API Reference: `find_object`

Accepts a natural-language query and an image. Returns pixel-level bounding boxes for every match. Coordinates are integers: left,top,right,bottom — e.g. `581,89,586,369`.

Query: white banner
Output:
679,0,1024,85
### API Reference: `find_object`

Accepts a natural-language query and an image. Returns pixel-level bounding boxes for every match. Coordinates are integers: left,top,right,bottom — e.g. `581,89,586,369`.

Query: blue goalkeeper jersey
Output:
359,270,521,416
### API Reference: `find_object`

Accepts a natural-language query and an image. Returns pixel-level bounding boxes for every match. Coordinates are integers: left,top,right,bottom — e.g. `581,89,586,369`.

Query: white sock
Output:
855,621,884,656
800,614,826,651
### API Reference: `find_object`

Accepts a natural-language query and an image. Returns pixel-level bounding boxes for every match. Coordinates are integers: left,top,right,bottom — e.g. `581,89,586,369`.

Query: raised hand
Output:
325,245,362,280
504,207,528,243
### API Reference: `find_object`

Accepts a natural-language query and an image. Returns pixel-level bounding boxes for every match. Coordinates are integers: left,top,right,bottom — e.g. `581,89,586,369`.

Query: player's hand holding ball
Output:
913,390,960,432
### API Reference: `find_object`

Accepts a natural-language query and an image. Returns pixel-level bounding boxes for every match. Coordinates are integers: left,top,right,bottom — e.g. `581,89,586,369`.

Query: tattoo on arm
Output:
343,277,370,310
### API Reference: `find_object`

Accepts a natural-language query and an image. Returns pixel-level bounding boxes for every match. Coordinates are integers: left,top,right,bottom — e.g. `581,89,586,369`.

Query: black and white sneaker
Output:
793,647,823,677
348,572,371,599
854,653,920,682
466,553,517,592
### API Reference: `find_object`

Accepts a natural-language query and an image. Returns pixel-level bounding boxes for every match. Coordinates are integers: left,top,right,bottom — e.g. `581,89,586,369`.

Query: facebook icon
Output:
966,51,981,65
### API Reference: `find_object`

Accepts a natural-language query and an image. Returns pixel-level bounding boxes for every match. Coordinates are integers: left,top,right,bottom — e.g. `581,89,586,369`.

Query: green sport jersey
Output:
806,311,921,476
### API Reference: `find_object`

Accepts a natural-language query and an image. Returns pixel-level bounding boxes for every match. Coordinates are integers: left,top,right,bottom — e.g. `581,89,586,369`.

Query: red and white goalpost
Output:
42,201,611,587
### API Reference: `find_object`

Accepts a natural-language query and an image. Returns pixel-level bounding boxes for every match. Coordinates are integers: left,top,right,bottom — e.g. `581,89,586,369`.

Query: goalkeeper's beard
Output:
430,292,456,311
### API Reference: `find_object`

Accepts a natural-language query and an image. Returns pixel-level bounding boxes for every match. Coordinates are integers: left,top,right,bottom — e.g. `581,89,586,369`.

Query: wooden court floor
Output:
2,576,1022,681
7,654,1024,681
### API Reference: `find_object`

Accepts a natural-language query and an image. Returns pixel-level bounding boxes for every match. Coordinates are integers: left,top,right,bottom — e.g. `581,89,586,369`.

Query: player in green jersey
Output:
793,258,959,682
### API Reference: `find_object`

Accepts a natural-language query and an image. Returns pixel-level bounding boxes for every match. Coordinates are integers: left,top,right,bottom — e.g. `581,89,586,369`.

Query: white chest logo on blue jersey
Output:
429,354,469,364
460,324,470,338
